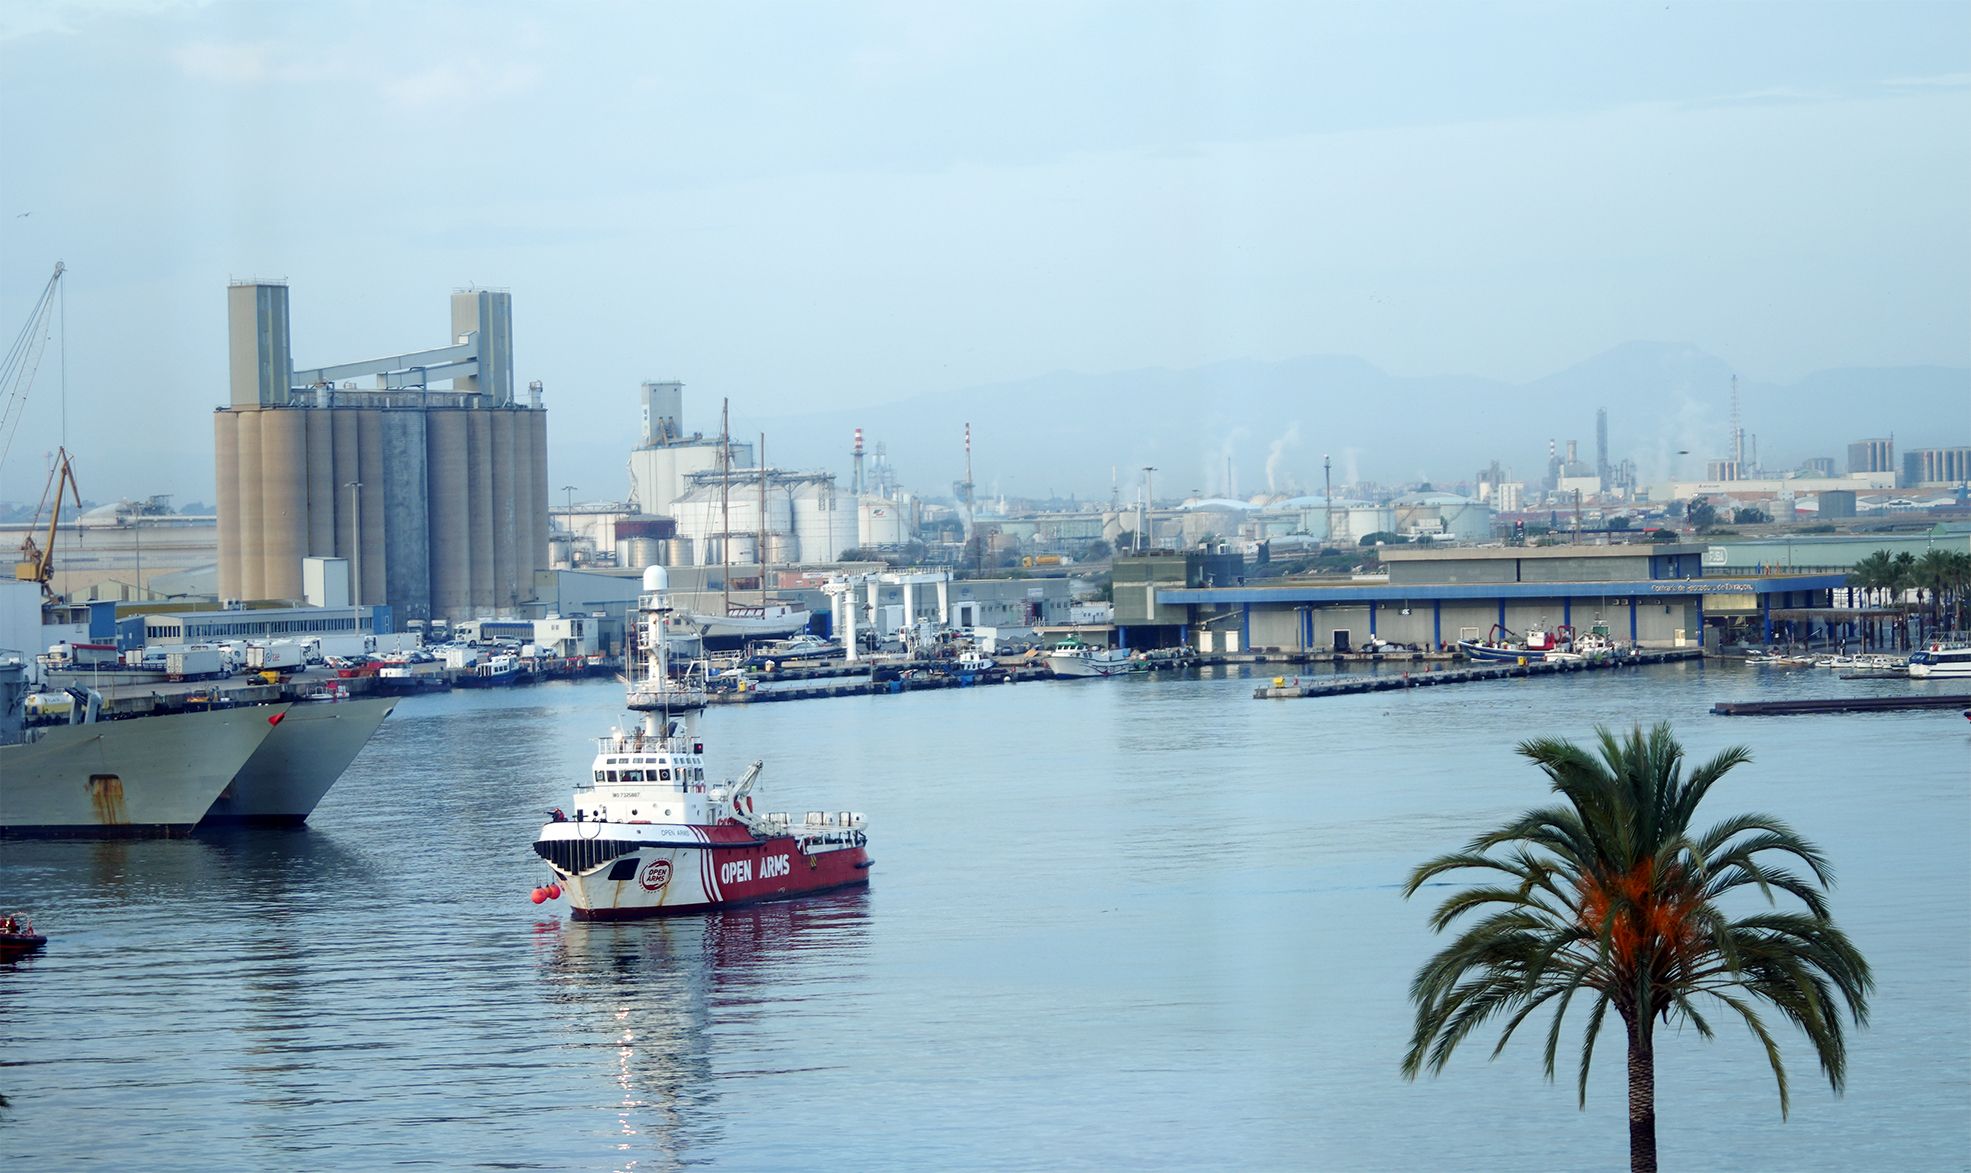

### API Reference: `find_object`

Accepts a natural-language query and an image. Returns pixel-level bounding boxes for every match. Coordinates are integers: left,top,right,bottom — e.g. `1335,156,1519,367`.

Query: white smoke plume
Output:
1265,422,1302,493
1202,428,1246,501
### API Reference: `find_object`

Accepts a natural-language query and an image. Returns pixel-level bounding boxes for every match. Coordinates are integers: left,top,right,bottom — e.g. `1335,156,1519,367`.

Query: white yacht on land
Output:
1907,643,1971,679
675,602,813,646
531,567,870,919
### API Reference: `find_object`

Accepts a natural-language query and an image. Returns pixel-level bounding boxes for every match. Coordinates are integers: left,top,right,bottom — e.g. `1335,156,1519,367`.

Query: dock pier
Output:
1253,649,1701,699
1711,694,1971,717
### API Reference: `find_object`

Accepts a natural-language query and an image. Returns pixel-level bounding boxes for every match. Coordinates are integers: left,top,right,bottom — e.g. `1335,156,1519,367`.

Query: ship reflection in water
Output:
532,891,872,1167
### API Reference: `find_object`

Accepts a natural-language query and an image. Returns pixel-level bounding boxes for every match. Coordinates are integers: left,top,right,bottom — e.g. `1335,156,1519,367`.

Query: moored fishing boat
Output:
530,567,870,919
1456,623,1563,663
1046,637,1139,679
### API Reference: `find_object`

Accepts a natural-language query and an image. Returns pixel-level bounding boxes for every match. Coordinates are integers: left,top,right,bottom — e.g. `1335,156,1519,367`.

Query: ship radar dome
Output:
642,565,669,592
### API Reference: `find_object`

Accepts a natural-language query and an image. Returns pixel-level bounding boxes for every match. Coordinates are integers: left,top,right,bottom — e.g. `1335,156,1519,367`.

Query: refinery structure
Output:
214,283,550,622
588,382,906,571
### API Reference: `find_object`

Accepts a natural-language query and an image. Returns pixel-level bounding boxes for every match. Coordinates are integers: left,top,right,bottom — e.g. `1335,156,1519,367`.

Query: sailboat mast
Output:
758,432,768,610
721,398,731,616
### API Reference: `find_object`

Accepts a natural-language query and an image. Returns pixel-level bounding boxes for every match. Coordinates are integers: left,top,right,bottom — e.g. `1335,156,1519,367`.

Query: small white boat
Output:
1047,639,1138,679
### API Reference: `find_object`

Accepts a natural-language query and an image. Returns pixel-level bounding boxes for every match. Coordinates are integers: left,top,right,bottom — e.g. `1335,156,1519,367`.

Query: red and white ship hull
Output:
530,566,871,920
535,821,871,920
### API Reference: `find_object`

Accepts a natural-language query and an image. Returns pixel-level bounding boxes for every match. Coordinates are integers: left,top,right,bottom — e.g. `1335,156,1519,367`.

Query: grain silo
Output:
214,281,550,621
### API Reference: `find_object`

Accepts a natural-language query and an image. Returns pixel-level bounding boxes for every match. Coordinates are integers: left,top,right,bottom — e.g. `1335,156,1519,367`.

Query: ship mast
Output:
628,565,704,741
720,398,731,618
758,432,768,612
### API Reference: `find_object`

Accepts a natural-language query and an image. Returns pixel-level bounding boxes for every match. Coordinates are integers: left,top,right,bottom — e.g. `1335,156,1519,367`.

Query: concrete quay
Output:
1252,649,1702,699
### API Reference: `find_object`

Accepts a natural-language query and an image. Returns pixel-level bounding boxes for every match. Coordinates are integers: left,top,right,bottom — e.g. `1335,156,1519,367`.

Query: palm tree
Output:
1846,549,1896,600
1401,724,1872,1173
1911,548,1971,637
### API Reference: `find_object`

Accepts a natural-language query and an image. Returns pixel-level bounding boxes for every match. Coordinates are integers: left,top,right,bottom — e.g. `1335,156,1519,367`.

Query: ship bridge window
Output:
606,770,620,782
659,768,672,781
592,771,605,783
624,769,645,782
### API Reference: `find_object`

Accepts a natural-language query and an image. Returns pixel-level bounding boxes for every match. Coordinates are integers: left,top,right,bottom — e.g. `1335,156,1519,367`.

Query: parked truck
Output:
164,647,225,681
246,642,306,671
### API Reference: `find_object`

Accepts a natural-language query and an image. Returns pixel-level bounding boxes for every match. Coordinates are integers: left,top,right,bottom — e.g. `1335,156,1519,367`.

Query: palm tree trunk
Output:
1627,1017,1657,1173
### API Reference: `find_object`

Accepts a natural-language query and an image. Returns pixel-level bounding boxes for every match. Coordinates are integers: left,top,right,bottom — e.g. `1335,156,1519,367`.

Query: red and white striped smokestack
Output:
853,427,863,455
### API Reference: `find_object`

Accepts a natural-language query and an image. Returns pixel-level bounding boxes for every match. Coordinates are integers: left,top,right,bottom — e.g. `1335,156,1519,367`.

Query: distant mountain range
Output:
716,342,1966,503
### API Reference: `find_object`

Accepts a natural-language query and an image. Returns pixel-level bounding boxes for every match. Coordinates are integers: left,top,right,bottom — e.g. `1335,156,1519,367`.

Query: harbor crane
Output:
15,445,80,593
1,261,65,471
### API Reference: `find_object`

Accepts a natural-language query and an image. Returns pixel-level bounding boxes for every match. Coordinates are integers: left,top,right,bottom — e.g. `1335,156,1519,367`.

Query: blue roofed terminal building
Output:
1114,543,1858,654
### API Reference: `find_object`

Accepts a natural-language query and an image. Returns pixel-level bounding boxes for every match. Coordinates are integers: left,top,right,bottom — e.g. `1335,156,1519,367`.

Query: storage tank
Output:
261,407,310,600
214,409,241,599
510,408,538,589
527,407,550,582
857,495,906,547
789,478,854,564
617,537,663,569
380,409,430,620
490,409,517,610
235,408,266,599
305,409,336,557
356,409,387,604
466,409,493,611
427,408,471,619
331,408,359,561
670,480,792,567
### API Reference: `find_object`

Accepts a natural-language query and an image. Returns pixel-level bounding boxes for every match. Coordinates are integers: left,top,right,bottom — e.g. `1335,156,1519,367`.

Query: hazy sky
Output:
2,0,1967,504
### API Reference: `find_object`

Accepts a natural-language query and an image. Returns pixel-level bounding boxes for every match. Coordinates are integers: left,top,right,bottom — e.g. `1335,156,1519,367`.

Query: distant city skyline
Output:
2,1,1967,505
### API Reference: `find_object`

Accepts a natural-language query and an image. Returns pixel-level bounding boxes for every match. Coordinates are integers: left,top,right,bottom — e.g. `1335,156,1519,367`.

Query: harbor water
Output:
3,662,1966,1170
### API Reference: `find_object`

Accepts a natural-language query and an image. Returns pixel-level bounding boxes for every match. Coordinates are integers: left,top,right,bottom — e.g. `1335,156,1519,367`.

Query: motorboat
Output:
1046,638,1138,679
0,912,46,959
530,567,871,919
1908,643,1971,679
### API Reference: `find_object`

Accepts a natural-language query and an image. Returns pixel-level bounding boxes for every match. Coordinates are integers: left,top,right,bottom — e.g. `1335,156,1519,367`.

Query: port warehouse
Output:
1113,544,1856,652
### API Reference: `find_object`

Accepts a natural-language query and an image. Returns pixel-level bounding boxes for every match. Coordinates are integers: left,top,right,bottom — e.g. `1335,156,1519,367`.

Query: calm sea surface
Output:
3,661,1967,1171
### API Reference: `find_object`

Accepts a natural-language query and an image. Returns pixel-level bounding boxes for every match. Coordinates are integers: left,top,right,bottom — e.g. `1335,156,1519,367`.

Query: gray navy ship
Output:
0,658,395,837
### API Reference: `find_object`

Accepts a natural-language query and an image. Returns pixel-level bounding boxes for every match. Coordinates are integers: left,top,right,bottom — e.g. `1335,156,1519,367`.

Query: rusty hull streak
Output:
88,774,128,825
